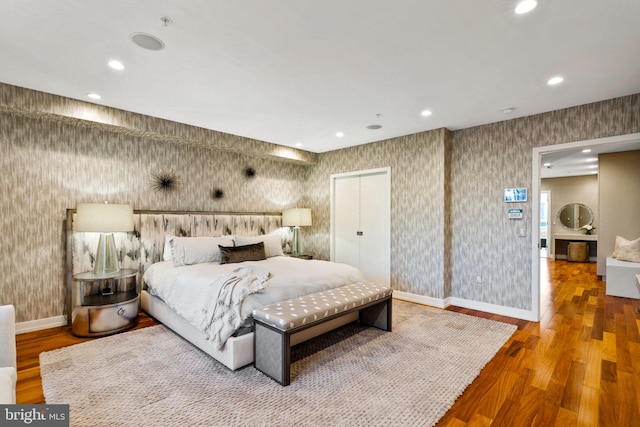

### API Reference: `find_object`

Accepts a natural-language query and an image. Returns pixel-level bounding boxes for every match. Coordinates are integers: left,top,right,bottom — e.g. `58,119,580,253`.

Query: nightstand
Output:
71,269,139,337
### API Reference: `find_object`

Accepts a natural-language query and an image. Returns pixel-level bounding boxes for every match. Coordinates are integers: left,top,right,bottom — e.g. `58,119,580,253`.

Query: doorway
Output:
531,132,640,322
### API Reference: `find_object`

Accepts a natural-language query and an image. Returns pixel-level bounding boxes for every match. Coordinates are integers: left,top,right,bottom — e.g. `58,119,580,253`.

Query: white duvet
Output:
143,256,364,349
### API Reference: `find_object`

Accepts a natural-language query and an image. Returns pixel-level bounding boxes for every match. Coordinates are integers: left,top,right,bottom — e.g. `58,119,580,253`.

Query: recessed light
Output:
367,124,382,130
588,165,598,169
582,149,591,153
586,157,598,162
547,76,564,85
515,0,537,14
295,142,303,147
108,60,125,71
87,93,101,100
336,132,344,138
131,32,165,51
501,107,516,114
543,162,551,167
421,110,432,117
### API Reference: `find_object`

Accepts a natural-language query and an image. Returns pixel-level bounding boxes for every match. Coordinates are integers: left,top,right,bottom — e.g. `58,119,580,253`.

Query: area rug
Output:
40,301,516,427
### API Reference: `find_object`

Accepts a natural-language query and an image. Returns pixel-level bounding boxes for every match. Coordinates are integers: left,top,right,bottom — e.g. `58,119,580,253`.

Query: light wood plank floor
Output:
15,259,640,426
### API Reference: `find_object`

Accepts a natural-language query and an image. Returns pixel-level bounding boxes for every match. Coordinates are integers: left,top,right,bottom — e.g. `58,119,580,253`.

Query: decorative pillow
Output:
233,234,284,258
219,242,266,264
612,235,640,261
169,236,234,267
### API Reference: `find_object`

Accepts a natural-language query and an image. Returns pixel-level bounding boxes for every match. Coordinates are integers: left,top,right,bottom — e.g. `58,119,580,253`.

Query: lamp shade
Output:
282,208,312,227
76,203,134,232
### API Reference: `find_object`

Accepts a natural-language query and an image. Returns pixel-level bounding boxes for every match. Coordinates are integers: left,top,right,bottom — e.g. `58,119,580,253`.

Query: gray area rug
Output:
40,301,516,427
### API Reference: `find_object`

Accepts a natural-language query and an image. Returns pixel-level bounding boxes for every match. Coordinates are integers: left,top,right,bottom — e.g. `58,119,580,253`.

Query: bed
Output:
66,210,365,370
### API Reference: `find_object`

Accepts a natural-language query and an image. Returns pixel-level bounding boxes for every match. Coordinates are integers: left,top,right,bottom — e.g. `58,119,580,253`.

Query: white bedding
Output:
143,256,364,348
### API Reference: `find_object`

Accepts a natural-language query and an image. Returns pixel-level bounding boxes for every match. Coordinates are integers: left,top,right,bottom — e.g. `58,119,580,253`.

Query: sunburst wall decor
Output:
212,188,225,199
150,171,180,194
244,167,256,178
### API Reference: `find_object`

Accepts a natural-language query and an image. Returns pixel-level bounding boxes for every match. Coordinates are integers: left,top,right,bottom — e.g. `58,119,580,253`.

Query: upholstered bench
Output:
606,257,640,299
252,282,392,385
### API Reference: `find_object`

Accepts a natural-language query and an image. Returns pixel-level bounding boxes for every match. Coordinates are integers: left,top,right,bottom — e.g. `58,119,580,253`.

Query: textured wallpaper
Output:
305,128,452,298
451,95,640,310
0,111,306,322
2,83,639,323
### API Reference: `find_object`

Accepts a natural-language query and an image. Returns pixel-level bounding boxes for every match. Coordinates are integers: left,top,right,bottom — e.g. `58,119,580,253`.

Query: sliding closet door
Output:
331,167,390,286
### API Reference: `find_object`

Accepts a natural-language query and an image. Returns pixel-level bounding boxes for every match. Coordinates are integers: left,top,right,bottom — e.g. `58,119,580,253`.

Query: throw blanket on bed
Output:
144,257,365,348
198,267,270,349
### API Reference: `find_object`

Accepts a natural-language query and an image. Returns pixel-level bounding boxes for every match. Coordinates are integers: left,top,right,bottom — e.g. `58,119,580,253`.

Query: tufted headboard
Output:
64,210,291,323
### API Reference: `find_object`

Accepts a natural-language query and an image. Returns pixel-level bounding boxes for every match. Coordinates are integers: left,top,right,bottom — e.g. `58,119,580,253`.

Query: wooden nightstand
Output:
71,269,139,337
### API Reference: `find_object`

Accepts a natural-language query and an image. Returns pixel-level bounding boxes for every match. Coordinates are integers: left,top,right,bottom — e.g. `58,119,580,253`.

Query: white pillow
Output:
612,235,640,260
233,235,284,258
169,236,234,267
612,235,640,263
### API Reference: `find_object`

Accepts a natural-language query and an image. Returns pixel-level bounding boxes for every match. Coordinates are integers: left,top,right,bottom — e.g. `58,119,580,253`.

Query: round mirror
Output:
557,203,593,230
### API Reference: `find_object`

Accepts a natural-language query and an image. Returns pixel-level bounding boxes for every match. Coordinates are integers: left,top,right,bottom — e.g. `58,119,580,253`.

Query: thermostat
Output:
508,209,523,219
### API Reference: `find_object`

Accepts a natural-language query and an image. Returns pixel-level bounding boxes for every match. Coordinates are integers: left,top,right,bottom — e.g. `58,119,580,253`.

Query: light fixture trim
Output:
547,76,564,85
108,60,125,71
515,0,538,14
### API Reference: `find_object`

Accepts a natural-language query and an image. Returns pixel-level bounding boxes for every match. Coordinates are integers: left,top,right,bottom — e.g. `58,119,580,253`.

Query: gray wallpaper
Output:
304,128,452,298
451,95,640,310
1,82,639,324
0,110,306,322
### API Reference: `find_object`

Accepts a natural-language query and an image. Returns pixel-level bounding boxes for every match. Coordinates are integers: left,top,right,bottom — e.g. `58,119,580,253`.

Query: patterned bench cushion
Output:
252,282,392,331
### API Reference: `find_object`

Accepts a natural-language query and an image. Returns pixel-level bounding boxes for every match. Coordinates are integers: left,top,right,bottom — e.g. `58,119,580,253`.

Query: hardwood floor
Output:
437,258,640,427
15,259,640,426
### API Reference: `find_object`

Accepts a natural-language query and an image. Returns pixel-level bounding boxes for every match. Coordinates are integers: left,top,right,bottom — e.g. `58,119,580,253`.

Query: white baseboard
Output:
16,315,67,334
448,297,537,321
393,291,447,309
393,291,536,321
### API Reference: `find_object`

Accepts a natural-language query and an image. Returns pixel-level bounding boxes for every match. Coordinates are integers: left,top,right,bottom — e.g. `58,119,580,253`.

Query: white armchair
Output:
0,305,17,404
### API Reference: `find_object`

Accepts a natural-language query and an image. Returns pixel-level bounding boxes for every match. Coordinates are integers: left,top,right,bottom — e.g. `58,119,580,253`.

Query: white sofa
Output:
0,305,17,404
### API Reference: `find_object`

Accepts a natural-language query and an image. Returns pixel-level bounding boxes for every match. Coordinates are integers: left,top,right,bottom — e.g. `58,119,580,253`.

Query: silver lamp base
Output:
291,227,300,255
94,233,121,276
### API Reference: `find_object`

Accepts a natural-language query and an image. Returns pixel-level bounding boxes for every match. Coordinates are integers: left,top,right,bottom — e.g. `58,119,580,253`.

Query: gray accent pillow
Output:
219,242,266,264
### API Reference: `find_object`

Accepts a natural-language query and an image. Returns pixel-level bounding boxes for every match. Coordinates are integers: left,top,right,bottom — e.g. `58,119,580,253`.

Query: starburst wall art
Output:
150,171,180,194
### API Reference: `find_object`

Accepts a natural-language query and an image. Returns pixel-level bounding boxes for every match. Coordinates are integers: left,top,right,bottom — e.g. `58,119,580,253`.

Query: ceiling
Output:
1,1,639,154
541,139,640,179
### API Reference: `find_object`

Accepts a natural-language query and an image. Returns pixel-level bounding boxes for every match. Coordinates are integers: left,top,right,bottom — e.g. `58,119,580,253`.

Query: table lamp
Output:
282,208,312,255
76,203,134,276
